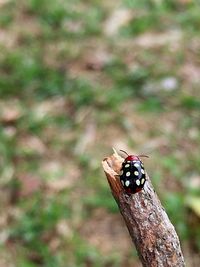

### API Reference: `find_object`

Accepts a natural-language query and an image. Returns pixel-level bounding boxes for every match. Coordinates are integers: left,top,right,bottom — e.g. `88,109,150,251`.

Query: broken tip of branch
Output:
102,149,123,200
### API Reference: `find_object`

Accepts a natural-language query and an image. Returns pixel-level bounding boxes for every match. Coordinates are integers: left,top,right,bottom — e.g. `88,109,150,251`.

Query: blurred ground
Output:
0,0,200,266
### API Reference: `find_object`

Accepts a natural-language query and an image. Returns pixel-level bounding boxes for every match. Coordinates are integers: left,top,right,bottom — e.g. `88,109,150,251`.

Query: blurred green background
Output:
0,0,200,266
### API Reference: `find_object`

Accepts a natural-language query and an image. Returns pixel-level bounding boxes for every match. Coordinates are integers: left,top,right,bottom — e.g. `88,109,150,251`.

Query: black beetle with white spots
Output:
119,150,148,194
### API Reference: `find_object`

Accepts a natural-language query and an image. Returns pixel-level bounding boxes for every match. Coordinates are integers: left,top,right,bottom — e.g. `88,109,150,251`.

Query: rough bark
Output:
102,149,185,267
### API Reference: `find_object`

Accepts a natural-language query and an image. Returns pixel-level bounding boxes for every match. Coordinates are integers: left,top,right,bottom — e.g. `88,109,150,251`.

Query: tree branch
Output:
102,149,185,267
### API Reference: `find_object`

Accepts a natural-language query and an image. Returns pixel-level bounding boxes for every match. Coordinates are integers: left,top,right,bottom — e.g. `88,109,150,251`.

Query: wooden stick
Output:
102,149,185,267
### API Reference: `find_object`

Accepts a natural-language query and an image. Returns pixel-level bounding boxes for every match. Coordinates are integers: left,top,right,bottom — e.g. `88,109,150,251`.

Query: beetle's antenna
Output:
138,154,149,158
120,150,129,156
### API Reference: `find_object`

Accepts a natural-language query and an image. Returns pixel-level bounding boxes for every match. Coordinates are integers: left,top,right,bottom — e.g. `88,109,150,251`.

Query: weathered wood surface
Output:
102,150,185,267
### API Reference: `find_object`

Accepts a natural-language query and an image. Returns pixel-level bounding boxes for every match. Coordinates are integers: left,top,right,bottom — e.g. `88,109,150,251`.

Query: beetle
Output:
119,150,148,194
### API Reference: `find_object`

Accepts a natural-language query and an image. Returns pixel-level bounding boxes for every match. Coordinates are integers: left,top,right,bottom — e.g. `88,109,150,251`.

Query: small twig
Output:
102,150,185,267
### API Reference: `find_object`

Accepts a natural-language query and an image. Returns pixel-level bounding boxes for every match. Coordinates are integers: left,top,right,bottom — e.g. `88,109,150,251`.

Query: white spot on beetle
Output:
126,172,130,177
136,179,140,186
134,163,140,168
141,169,145,174
126,161,131,163
134,171,139,176
141,178,145,184
125,180,130,187
125,164,130,168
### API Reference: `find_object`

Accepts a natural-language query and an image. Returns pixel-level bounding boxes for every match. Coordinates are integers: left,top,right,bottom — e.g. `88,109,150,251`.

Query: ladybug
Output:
119,150,148,194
